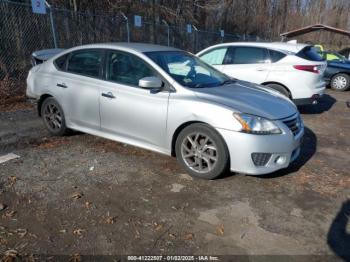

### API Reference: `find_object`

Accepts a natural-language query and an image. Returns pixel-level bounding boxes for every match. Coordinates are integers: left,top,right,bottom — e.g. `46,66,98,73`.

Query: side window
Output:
199,47,228,65
269,50,286,63
107,51,155,86
231,47,267,64
66,50,103,78
54,54,68,70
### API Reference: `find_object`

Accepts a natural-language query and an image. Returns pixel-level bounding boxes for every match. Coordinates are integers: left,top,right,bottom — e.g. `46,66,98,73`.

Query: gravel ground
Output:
0,89,349,260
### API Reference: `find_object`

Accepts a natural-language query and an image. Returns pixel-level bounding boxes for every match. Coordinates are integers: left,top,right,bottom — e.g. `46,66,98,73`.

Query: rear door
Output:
53,49,103,130
222,46,271,83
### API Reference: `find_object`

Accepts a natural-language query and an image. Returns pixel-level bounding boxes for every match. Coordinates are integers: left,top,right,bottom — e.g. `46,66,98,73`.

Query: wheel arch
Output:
37,94,53,117
261,81,292,98
331,71,350,78
171,121,207,157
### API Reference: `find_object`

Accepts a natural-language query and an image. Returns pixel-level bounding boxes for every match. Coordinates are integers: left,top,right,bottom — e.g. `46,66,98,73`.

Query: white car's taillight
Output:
293,65,320,74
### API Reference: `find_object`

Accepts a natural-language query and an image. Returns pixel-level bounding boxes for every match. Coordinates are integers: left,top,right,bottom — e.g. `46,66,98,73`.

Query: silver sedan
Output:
26,43,304,179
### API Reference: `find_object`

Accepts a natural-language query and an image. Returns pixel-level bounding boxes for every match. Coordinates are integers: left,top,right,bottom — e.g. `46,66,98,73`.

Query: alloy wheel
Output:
43,102,62,131
181,132,218,174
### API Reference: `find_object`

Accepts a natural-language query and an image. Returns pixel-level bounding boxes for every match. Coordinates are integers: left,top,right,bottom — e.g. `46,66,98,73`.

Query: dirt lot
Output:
0,89,349,260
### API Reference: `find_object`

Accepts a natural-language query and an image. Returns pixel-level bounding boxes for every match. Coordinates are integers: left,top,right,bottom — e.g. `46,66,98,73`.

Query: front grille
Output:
283,115,301,136
251,153,272,167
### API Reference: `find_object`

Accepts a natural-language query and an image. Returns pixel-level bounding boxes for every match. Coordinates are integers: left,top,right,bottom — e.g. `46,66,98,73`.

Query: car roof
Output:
197,42,310,54
71,42,181,53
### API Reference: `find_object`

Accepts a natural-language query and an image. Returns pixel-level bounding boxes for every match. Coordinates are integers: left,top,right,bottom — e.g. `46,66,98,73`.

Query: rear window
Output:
269,50,286,63
66,50,103,78
296,46,324,61
54,54,68,70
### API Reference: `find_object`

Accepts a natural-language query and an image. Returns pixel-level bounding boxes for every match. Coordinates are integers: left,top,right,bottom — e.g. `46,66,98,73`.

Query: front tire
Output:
41,97,68,136
175,123,229,180
330,73,350,91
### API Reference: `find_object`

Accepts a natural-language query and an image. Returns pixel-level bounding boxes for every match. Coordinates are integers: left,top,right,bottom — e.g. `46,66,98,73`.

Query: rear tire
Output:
330,73,350,91
266,83,290,98
175,123,229,180
41,97,68,136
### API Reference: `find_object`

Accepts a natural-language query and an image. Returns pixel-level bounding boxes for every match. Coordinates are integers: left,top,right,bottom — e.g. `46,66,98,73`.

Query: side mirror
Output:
138,76,163,89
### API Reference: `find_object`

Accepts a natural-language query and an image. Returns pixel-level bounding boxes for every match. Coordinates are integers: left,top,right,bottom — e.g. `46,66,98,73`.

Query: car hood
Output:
193,81,297,120
328,61,350,69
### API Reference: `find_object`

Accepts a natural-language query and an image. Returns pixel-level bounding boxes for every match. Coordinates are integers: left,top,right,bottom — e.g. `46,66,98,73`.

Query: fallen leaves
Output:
71,192,83,200
216,224,224,236
153,222,163,231
104,212,116,225
183,232,194,240
168,233,176,240
0,236,7,245
73,229,85,236
129,219,141,239
8,176,17,187
84,201,92,209
3,210,16,218
2,249,18,262
14,228,27,238
37,137,71,149
69,253,82,262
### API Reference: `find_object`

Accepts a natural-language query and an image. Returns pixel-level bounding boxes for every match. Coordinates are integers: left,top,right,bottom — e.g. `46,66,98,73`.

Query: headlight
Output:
233,113,282,135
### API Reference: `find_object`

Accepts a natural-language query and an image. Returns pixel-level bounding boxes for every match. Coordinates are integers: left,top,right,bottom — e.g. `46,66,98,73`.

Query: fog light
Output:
275,155,286,165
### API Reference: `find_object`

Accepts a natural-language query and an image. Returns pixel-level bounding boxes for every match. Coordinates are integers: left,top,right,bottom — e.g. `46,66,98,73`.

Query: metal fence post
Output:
192,25,198,53
120,12,130,42
45,1,57,48
162,20,170,46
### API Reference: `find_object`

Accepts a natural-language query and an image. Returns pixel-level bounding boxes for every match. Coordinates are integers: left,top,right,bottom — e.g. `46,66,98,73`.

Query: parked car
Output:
323,55,350,91
27,43,303,179
322,51,345,61
318,50,348,62
197,42,327,105
339,47,350,60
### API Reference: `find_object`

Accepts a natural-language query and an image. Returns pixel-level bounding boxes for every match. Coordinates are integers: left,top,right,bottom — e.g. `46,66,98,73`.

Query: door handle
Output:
57,83,68,88
101,92,116,99
256,68,267,71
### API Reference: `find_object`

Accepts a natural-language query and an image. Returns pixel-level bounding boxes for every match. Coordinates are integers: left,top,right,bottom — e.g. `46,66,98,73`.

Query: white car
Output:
197,42,327,105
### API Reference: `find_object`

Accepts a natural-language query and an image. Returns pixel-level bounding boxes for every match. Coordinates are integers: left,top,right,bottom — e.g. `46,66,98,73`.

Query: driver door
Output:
99,50,170,150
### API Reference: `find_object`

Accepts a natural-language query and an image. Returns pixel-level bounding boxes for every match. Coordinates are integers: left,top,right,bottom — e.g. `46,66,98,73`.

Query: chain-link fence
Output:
0,0,265,103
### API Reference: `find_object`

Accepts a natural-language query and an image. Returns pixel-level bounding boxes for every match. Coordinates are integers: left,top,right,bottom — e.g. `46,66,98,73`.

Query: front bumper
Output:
216,120,304,175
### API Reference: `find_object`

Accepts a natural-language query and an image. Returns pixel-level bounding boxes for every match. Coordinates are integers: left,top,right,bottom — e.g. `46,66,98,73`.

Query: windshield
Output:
145,51,231,88
327,52,346,62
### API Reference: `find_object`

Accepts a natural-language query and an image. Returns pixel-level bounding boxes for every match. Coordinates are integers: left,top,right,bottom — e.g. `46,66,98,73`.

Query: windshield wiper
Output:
192,83,207,88
219,78,237,86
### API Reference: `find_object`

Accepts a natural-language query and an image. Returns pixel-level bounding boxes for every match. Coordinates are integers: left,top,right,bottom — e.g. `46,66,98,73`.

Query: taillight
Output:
293,65,319,74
